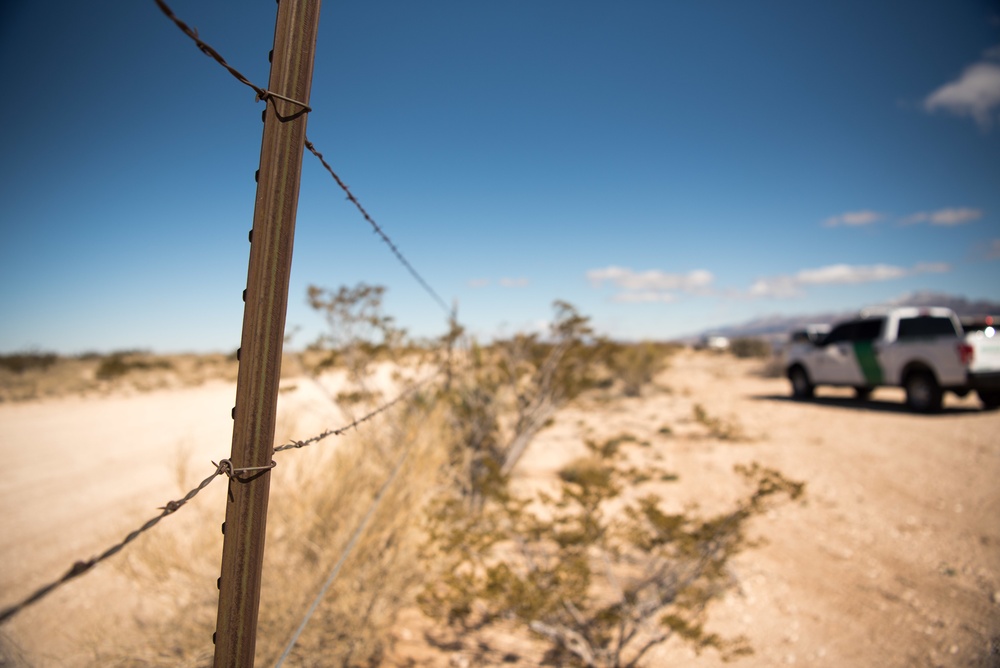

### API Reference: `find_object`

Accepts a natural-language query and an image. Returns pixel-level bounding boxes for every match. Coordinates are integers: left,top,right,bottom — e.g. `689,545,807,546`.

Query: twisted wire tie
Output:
213,458,277,481
255,89,312,112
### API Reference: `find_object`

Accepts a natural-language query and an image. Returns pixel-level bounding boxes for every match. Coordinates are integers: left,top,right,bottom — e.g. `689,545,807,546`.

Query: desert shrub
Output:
421,453,804,666
759,354,786,378
0,352,58,374
728,337,772,359
306,283,408,377
335,389,382,405
585,433,639,458
692,403,748,442
603,341,671,397
95,353,172,380
435,300,606,498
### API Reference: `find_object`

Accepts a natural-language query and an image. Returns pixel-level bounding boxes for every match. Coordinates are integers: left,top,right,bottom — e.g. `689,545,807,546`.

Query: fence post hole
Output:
214,1,322,666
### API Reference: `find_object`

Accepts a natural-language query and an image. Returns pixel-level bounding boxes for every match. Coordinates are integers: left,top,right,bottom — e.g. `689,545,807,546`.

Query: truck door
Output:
849,318,886,387
816,322,866,385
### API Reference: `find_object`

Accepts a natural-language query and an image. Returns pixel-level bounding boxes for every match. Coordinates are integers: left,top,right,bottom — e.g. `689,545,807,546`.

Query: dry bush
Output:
602,341,677,397
95,353,173,380
420,453,804,667
727,338,772,359
0,351,239,402
691,403,749,442
0,351,58,374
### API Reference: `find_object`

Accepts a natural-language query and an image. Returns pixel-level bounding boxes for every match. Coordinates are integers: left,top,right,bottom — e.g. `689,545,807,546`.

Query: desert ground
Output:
0,349,998,667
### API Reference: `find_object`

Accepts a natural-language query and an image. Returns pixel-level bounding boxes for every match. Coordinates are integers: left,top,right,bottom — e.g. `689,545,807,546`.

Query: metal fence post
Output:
214,1,321,665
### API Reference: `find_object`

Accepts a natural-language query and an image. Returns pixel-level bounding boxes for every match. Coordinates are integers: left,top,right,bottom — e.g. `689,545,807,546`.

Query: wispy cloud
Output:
612,291,678,303
900,207,983,226
467,278,491,288
988,239,1000,260
924,47,1000,129
499,277,529,288
747,262,951,299
822,210,883,227
587,266,714,303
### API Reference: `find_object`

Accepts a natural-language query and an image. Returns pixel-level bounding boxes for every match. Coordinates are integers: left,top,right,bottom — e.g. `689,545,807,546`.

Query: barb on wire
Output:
153,0,311,120
0,460,234,626
274,376,434,453
303,139,453,317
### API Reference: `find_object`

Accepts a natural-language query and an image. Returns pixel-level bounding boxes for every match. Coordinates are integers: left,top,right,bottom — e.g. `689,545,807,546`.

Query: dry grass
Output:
93,385,449,667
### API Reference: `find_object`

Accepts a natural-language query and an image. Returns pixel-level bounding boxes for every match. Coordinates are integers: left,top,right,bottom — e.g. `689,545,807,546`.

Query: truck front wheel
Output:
904,371,942,413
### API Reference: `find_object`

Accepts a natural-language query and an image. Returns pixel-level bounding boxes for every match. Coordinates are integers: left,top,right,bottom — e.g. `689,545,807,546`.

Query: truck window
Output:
853,318,884,341
823,322,856,345
897,316,958,340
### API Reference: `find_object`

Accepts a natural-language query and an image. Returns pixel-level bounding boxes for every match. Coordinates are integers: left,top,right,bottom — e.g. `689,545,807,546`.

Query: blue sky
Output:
1,0,999,354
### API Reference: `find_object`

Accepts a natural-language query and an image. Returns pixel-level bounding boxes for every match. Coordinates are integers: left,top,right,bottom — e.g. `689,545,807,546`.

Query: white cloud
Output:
924,61,1000,129
587,266,714,303
748,275,802,299
902,207,983,226
499,277,529,288
587,266,713,292
746,262,951,299
929,208,982,225
822,210,883,227
612,291,678,303
797,263,907,285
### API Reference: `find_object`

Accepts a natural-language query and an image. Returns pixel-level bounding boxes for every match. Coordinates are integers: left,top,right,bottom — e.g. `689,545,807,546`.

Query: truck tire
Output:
904,370,942,413
789,366,814,399
978,390,1000,411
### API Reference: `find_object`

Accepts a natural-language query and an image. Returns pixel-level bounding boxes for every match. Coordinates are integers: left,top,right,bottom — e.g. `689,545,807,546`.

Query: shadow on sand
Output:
751,393,988,416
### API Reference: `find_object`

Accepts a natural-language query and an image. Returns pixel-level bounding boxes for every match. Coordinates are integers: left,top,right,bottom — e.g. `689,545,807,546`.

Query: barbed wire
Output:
153,0,310,119
155,0,452,317
303,140,454,317
274,375,434,453
0,460,231,625
0,377,435,627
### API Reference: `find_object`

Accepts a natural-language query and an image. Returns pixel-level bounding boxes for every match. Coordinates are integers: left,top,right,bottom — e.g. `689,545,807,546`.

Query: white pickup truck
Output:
784,307,1000,412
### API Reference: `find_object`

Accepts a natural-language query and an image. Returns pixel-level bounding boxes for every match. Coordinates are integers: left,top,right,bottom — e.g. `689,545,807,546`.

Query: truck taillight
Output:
958,342,974,366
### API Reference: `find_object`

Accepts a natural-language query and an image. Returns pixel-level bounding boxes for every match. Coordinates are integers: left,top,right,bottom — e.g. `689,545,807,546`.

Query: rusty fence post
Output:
214,0,322,665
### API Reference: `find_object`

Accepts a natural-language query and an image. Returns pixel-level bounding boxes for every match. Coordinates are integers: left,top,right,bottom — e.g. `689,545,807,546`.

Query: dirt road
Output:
1,351,998,666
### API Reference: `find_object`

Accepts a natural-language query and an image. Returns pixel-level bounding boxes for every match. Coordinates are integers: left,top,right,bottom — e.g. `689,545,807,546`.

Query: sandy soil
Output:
1,351,998,667
503,351,1000,668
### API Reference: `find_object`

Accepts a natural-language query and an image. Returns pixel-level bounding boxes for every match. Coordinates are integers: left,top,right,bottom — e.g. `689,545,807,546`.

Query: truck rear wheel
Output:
904,370,942,413
979,390,1000,411
789,366,814,399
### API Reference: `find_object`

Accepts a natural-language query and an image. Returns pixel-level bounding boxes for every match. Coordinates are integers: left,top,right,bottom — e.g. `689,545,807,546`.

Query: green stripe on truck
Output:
853,340,883,386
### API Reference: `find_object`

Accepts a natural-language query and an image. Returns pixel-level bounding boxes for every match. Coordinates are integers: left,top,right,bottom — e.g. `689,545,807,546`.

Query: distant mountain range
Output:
685,292,1000,343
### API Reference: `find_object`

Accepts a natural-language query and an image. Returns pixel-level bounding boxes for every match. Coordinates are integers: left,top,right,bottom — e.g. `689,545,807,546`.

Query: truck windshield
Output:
897,316,957,340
